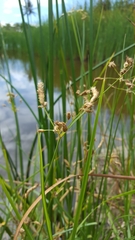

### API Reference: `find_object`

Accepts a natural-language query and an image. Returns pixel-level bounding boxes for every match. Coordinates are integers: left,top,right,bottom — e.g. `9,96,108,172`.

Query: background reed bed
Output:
0,0,135,64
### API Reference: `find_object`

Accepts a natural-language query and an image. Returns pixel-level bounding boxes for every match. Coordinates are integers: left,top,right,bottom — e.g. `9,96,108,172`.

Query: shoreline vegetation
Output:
0,0,135,64
1,0,135,239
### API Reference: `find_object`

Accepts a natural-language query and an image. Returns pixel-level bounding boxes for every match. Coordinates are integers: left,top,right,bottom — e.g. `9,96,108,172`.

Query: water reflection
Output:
0,54,131,177
0,58,36,175
0,55,76,173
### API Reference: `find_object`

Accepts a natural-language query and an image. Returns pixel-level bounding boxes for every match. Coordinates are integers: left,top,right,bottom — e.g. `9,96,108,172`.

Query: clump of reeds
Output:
1,0,135,239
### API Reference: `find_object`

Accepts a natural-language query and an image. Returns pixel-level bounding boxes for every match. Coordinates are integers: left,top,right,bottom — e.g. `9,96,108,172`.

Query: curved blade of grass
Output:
14,174,76,239
52,222,97,239
0,178,33,240
14,170,135,239
0,133,20,180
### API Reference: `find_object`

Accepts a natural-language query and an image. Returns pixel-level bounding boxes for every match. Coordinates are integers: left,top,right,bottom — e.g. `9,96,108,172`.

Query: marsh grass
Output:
1,1,135,64
1,0,135,239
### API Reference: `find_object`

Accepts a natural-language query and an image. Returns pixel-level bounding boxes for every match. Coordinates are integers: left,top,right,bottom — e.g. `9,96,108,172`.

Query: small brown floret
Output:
76,90,80,95
120,68,127,75
37,82,47,107
124,61,129,69
54,121,68,134
90,87,99,103
108,61,116,68
66,112,71,120
126,56,134,66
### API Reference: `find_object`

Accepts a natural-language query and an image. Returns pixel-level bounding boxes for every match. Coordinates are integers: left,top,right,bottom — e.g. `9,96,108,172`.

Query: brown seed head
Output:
90,87,99,103
126,56,134,66
120,68,127,75
66,112,71,120
124,61,129,68
79,86,99,113
7,92,15,98
108,61,116,68
37,82,45,107
76,90,80,95
54,121,68,135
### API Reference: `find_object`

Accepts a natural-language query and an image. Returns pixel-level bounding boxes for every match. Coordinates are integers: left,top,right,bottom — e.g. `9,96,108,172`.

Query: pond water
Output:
0,54,130,178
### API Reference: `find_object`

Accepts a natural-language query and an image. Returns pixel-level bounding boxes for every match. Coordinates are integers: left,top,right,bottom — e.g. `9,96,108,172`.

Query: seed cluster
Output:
6,92,17,112
94,56,134,93
53,121,68,135
7,92,15,103
76,86,99,113
37,82,47,108
120,56,134,75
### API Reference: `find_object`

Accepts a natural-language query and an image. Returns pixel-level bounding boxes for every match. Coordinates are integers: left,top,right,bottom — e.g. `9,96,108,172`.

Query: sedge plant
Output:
1,0,135,239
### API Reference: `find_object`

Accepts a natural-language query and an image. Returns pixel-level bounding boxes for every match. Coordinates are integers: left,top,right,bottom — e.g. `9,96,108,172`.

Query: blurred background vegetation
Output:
1,0,135,65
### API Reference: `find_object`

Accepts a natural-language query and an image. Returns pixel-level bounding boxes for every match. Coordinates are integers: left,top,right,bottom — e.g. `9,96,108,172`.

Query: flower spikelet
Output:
54,121,67,136
7,92,15,103
90,87,99,103
79,86,99,113
126,56,134,66
37,82,47,107
108,61,116,68
66,112,71,120
120,56,134,76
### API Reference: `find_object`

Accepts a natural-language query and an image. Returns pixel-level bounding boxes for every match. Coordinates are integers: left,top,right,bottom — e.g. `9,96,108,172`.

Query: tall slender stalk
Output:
69,78,105,240
0,26,24,181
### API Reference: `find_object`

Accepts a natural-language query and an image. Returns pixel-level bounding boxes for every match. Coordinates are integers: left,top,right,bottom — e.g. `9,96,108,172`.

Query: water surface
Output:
0,54,130,177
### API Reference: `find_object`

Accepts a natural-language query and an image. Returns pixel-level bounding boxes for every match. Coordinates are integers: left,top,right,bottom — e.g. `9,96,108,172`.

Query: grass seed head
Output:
90,87,99,103
66,112,71,120
120,68,127,75
79,86,99,112
108,61,116,68
37,82,46,107
54,121,67,135
124,61,129,68
126,55,134,66
7,92,15,103
120,56,134,76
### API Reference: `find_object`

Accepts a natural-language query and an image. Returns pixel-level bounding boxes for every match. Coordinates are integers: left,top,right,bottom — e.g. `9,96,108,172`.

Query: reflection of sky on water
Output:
0,57,73,177
0,59,37,175
0,57,132,178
